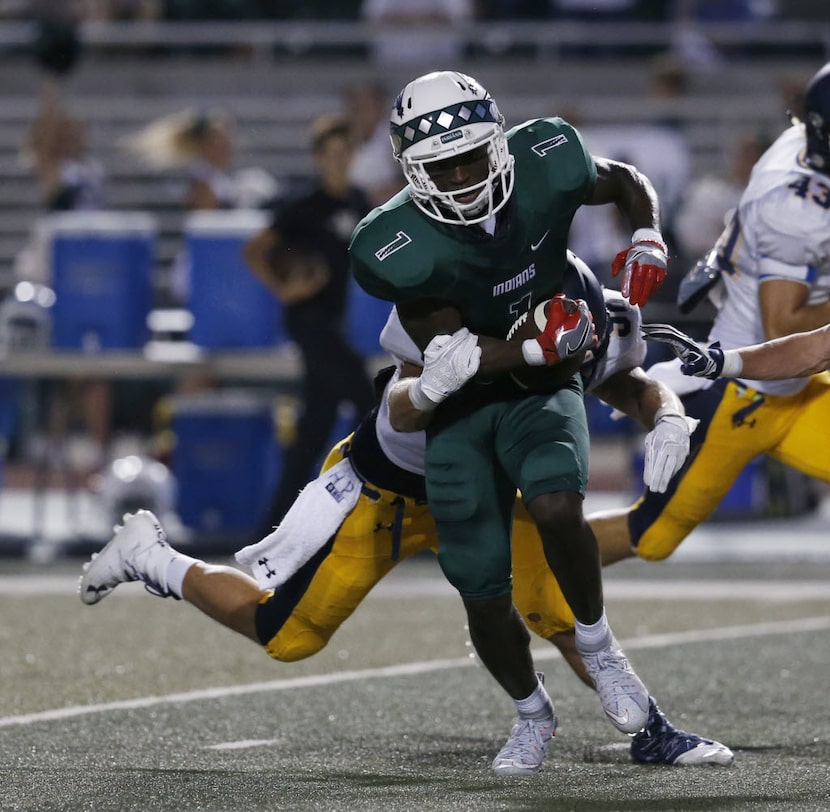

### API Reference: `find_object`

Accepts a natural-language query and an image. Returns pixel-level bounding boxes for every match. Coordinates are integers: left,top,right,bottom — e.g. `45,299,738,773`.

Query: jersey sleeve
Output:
754,184,830,281
509,117,597,201
350,206,454,304
379,306,422,365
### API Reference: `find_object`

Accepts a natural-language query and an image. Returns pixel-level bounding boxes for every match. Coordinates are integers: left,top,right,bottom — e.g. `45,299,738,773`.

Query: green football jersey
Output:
350,117,596,341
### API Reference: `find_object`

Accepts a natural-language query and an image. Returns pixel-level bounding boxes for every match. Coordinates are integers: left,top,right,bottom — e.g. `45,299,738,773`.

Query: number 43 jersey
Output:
709,124,830,395
349,117,596,341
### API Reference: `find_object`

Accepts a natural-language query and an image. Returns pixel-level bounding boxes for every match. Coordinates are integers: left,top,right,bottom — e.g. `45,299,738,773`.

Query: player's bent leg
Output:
631,379,775,561
258,490,437,662
770,373,830,482
181,563,264,642
588,507,636,566
510,500,578,648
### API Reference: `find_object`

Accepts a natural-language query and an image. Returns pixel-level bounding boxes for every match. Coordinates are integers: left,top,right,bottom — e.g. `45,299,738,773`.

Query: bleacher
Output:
0,19,826,295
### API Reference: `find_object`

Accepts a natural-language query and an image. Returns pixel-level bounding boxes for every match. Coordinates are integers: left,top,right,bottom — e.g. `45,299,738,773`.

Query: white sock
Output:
575,610,612,653
514,675,554,720
164,555,199,599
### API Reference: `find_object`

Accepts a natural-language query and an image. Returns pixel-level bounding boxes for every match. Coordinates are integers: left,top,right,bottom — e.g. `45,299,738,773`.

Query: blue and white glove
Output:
408,327,481,411
641,323,742,379
643,408,699,493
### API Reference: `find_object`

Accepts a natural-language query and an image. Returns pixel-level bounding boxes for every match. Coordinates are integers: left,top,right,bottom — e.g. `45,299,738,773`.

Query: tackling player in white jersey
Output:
586,61,830,569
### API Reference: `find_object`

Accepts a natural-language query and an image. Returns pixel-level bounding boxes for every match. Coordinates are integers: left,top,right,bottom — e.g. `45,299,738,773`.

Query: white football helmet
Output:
390,71,514,225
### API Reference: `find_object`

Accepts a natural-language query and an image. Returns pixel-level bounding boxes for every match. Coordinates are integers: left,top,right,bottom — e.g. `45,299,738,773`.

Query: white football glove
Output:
408,327,481,411
643,409,699,493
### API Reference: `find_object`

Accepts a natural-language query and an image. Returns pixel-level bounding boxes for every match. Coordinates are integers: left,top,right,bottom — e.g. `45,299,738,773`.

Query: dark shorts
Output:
425,378,589,600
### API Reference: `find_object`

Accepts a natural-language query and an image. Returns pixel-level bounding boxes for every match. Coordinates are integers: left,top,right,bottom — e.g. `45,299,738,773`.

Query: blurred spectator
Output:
20,94,104,216
670,0,779,65
243,113,376,535
344,81,403,207
674,130,771,261
14,78,112,477
122,107,279,303
361,0,475,65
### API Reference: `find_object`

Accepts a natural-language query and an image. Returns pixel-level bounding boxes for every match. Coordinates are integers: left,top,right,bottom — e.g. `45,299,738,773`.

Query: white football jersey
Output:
375,291,646,476
708,125,830,396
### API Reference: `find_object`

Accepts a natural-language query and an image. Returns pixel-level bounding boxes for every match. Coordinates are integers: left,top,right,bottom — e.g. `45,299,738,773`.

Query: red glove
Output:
535,294,597,365
611,228,668,307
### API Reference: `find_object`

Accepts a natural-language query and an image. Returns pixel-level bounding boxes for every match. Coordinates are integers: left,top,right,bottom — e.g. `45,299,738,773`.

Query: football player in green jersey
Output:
350,70,669,774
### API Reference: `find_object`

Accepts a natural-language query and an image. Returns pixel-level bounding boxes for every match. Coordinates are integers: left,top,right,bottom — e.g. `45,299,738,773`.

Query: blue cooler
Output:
185,210,286,350
170,390,281,533
345,278,392,356
47,212,156,350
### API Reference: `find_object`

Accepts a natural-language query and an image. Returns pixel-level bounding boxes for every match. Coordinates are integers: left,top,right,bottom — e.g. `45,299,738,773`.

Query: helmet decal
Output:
391,100,501,157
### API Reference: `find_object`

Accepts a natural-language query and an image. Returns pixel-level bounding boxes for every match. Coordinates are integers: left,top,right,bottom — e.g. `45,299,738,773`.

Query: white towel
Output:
235,457,362,590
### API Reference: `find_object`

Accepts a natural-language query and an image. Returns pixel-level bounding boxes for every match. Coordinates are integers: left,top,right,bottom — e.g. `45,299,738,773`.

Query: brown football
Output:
506,299,585,392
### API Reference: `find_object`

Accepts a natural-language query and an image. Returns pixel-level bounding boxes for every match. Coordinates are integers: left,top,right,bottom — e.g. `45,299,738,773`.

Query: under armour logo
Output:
731,394,764,429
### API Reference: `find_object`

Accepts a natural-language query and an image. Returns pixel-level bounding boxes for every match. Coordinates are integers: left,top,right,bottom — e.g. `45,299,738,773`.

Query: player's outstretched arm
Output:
642,322,830,380
727,325,830,380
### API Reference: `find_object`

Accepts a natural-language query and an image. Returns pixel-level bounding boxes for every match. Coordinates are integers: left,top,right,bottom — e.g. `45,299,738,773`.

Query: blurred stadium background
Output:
0,2,826,553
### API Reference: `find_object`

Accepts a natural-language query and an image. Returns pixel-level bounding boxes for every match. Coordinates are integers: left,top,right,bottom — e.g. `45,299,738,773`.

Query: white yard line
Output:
2,615,829,729
0,574,828,601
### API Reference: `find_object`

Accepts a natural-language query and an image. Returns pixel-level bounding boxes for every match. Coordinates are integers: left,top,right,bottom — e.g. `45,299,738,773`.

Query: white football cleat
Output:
79,510,178,605
491,714,557,776
579,634,650,734
491,673,557,776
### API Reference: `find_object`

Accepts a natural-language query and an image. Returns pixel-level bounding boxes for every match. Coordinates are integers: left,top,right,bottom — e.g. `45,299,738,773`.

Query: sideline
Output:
2,615,830,729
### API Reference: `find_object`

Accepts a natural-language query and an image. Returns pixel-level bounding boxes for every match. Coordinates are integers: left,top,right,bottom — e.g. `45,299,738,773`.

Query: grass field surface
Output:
1,553,829,812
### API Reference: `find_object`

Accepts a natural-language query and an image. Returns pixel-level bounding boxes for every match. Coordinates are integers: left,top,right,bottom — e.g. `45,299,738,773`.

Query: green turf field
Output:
1,557,829,812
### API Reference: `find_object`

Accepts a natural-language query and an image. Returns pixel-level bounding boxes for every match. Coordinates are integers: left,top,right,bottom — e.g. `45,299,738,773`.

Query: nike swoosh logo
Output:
530,230,549,251
563,320,591,355
604,708,629,727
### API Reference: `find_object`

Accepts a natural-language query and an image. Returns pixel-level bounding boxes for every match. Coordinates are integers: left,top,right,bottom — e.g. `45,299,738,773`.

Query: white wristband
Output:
522,338,546,366
631,227,666,251
720,349,743,378
408,379,437,412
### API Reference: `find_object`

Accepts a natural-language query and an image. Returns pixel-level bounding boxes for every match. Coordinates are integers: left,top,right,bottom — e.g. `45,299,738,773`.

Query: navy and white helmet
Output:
390,71,514,225
803,62,830,173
